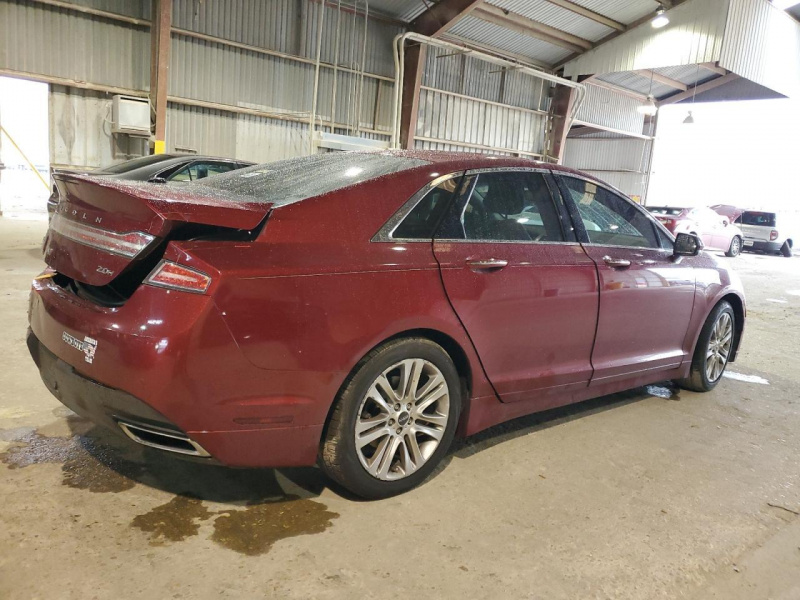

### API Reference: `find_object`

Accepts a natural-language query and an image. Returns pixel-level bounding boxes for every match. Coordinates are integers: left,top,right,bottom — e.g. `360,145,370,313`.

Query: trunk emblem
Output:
62,332,98,364
96,266,114,276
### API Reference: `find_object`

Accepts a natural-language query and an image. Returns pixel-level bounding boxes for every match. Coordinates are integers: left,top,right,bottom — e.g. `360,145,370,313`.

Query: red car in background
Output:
647,206,744,257
27,152,746,498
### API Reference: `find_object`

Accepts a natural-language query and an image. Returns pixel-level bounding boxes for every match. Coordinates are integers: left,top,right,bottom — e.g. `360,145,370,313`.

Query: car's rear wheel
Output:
320,338,461,499
677,301,735,392
781,240,793,257
725,236,741,257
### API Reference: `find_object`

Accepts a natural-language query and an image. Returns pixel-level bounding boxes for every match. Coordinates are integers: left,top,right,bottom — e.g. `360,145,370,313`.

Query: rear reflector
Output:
770,230,779,241
145,260,211,294
50,212,154,258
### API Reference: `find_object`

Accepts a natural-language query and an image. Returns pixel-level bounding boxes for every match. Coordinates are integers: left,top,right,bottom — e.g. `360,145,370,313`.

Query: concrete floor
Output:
1,217,799,600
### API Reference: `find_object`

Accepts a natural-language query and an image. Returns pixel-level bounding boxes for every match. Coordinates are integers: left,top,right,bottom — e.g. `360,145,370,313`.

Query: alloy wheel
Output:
354,359,450,481
731,237,740,256
705,312,733,382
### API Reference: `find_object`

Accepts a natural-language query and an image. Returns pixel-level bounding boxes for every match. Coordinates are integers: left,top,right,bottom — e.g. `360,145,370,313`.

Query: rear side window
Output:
169,162,239,182
392,177,461,240
560,176,658,248
193,152,428,206
458,172,564,242
740,211,777,227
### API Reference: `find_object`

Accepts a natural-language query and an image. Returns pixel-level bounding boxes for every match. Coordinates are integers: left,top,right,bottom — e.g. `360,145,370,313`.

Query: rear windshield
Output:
740,211,776,227
190,152,429,205
647,207,685,216
95,154,176,175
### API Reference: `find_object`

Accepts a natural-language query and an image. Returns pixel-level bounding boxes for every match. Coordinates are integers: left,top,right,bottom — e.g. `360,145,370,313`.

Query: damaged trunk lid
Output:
45,174,270,287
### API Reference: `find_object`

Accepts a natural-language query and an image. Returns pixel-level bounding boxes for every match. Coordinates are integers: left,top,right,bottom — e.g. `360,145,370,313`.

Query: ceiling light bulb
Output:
636,95,658,116
683,111,694,124
651,8,669,28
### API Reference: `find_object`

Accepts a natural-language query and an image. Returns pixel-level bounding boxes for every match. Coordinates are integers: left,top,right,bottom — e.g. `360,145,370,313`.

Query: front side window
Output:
560,177,658,248
169,162,239,182
458,172,564,242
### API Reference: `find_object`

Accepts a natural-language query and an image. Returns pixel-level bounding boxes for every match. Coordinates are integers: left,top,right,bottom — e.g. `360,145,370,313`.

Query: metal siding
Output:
576,84,645,135
562,138,651,172
566,0,656,26
70,0,150,18
597,71,674,98
448,15,573,66
719,0,800,99
487,0,614,42
0,0,150,90
563,0,729,77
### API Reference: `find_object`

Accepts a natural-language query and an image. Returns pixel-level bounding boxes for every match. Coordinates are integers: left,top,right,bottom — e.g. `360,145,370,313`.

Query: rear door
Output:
556,175,696,384
432,169,598,403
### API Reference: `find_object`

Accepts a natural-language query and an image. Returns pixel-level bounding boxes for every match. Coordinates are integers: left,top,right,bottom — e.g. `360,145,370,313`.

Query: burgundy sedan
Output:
28,152,745,498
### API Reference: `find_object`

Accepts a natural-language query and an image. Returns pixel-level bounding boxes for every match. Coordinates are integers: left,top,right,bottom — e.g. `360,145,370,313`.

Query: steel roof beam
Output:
658,73,740,105
543,0,625,31
635,69,688,91
410,0,486,38
473,4,593,54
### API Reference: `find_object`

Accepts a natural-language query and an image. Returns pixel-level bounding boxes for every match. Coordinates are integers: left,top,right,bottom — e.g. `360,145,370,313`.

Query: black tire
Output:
781,241,792,257
677,301,735,393
725,236,741,258
320,338,461,499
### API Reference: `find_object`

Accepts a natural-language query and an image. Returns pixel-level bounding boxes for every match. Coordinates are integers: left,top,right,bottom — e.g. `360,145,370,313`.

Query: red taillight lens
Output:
50,212,154,258
770,230,779,241
145,261,211,294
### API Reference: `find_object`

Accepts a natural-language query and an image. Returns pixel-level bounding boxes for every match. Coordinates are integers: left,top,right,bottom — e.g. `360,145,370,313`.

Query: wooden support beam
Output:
473,4,592,54
658,73,740,105
543,0,625,31
149,0,172,154
635,69,688,91
698,62,727,76
547,84,576,163
409,0,485,38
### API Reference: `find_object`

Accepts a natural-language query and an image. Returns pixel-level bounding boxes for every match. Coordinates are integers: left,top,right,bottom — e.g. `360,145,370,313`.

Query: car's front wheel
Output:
725,236,741,257
320,338,461,499
677,301,735,392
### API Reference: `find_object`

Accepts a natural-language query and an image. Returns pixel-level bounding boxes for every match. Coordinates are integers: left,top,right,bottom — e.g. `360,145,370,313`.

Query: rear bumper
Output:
742,239,782,253
28,276,333,467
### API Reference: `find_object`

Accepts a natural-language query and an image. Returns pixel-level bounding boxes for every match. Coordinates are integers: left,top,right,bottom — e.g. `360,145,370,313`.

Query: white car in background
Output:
711,205,795,258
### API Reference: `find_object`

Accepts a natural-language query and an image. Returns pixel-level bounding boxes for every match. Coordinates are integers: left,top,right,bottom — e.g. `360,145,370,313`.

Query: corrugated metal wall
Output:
575,83,645,136
562,137,652,199
563,0,729,77
719,0,800,99
415,45,551,157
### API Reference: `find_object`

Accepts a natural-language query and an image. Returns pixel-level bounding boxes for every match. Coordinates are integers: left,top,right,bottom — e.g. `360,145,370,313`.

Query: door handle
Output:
602,256,631,268
466,258,508,271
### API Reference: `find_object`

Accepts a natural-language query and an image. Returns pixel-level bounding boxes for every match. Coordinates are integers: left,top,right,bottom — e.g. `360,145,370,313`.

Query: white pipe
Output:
330,0,342,135
391,32,586,151
309,0,325,154
355,0,369,136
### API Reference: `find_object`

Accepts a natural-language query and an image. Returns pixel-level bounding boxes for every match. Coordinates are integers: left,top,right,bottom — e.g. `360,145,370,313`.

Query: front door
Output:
433,170,598,403
556,175,696,384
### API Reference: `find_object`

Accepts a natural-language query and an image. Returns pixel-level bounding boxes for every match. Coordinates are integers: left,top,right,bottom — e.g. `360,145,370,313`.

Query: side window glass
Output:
657,227,674,250
561,177,658,248
393,176,460,240
169,165,193,182
461,172,564,242
168,162,237,182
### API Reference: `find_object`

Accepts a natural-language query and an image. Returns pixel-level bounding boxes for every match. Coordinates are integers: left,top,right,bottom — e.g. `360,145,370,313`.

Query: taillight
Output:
50,212,154,258
145,261,211,294
770,230,779,241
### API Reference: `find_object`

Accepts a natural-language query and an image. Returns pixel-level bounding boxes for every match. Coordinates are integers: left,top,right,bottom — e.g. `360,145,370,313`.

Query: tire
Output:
320,338,462,499
725,236,741,258
677,301,735,393
781,241,792,257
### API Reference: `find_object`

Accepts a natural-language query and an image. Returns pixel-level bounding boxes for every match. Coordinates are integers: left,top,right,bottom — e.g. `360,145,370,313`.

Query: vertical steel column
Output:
150,0,172,155
547,84,575,164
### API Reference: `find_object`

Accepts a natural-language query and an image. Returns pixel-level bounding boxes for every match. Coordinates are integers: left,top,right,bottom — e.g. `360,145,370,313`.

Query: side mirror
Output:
674,232,703,257
149,176,168,184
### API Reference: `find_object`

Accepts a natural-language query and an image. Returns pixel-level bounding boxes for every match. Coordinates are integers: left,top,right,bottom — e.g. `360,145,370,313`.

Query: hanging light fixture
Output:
637,95,658,115
683,64,700,124
637,70,658,116
651,7,669,28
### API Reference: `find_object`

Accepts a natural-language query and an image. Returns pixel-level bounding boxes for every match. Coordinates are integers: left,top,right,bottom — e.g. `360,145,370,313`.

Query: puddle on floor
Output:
131,494,339,555
211,497,339,556
0,430,142,493
131,495,214,543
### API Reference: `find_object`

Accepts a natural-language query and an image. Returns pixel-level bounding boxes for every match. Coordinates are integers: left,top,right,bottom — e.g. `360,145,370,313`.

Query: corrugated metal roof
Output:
567,0,658,26
449,15,573,66
365,0,427,22
655,64,714,87
487,0,614,42
597,71,674,98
